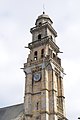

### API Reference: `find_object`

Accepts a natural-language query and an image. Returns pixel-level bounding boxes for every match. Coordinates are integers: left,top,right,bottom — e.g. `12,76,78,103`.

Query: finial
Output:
43,4,45,14
43,11,45,14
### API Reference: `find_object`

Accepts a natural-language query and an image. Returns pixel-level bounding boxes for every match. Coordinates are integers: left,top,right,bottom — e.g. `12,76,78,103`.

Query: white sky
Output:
0,0,80,120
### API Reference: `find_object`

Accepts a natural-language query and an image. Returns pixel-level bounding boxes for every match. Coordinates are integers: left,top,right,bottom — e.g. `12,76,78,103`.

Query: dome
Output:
35,12,53,26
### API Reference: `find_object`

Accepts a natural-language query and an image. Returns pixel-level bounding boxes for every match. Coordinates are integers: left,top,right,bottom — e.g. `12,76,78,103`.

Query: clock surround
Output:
33,72,41,82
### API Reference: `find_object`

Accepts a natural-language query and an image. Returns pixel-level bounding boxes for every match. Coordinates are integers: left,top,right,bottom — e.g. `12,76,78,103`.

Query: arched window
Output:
38,34,41,39
50,35,53,39
53,53,55,58
41,49,44,58
34,51,37,60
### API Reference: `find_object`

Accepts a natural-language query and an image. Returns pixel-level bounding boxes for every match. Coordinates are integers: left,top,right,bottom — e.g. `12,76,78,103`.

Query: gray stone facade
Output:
24,12,67,120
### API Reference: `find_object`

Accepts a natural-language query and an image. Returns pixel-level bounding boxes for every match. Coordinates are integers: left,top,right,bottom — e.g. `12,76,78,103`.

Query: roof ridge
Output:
0,103,24,109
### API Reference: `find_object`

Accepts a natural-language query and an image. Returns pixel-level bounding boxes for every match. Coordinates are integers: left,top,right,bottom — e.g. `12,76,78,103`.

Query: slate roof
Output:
0,103,24,120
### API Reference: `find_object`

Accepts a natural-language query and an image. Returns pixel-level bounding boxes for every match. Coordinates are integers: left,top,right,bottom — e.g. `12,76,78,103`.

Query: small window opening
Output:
53,53,55,58
34,51,37,60
41,49,44,58
37,102,39,110
38,34,41,39
51,35,53,39
39,22,42,26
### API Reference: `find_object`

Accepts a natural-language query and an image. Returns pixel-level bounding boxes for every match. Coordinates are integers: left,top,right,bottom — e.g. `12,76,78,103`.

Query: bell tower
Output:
24,12,67,120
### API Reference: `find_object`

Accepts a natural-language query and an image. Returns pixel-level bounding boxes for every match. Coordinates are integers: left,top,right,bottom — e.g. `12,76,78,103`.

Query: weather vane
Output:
43,4,45,14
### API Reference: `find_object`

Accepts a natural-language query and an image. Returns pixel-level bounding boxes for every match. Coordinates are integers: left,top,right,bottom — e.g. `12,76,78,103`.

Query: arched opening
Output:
34,51,37,60
39,22,42,26
37,102,39,110
41,49,44,58
38,34,41,39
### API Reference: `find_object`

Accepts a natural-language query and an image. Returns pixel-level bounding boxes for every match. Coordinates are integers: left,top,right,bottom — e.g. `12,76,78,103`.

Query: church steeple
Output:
24,13,67,120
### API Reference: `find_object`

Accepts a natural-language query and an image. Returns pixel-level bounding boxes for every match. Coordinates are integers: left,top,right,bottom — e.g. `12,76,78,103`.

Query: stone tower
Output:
24,12,67,120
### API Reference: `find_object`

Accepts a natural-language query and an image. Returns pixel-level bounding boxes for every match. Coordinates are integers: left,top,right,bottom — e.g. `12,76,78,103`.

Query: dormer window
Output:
34,51,37,60
38,34,41,40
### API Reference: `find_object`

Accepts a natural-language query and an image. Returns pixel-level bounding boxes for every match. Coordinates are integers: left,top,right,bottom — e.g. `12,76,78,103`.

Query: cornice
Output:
30,22,57,37
28,36,59,53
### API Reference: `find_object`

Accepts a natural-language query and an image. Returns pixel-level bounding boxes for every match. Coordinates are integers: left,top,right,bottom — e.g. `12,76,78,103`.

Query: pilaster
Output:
24,73,32,119
41,67,49,120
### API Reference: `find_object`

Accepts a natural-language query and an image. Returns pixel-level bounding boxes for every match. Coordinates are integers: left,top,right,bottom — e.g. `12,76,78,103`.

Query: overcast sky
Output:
0,0,80,120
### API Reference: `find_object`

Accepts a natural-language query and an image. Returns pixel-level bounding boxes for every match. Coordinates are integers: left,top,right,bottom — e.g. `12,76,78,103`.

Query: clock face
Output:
33,73,41,81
